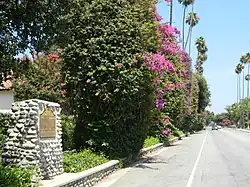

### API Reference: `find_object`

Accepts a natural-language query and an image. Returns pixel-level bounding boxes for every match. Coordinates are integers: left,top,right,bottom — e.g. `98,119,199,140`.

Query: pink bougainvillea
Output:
145,2,192,134
48,54,59,59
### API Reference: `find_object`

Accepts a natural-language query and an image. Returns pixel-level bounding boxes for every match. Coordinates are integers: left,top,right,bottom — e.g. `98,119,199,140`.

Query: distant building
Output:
0,75,14,110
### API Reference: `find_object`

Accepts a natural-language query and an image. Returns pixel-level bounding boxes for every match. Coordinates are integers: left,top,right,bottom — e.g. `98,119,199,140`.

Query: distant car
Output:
203,126,206,130
212,124,218,130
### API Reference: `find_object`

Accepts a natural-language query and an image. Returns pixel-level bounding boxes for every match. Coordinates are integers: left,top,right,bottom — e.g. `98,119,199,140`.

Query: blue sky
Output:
157,0,250,114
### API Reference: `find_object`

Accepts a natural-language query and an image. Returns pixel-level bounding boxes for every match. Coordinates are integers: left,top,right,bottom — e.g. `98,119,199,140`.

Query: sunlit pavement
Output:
95,128,250,187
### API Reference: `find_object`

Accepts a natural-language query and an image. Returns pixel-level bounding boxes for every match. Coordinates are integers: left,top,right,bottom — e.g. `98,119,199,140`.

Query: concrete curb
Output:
237,129,250,133
140,134,186,157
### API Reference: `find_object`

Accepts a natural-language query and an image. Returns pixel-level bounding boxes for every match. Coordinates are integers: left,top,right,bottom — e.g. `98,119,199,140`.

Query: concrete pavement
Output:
95,128,250,187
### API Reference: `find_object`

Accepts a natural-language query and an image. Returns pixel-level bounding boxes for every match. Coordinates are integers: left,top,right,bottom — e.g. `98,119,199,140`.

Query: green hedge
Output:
143,136,160,148
172,130,184,137
0,113,11,154
0,165,36,187
62,115,75,151
63,149,109,173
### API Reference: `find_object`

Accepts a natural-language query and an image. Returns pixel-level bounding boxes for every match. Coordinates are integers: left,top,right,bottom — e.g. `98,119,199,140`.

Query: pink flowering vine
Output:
145,2,192,124
162,129,170,136
48,54,59,59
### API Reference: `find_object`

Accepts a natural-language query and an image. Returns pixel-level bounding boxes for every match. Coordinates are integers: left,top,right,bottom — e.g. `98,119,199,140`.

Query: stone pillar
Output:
2,99,63,179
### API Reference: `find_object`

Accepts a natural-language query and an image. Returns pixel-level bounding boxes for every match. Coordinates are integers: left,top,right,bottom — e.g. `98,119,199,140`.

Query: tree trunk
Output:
182,6,187,50
237,74,239,103
242,66,245,100
247,63,249,98
188,3,194,55
239,73,241,102
188,27,192,55
169,0,173,25
185,26,191,50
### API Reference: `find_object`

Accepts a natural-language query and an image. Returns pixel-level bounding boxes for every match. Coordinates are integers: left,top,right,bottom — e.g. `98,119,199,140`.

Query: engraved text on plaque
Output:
40,107,56,138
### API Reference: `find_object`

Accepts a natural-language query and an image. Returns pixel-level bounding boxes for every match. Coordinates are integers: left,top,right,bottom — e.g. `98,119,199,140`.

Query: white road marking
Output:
186,131,208,187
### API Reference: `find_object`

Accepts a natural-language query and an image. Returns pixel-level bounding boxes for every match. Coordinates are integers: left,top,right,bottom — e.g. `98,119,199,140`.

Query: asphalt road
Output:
95,128,250,187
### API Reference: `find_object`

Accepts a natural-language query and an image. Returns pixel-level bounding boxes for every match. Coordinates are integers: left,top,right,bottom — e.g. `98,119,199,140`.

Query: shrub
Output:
61,115,75,151
143,136,160,148
0,113,11,154
0,165,36,187
63,149,109,173
13,51,70,114
192,114,205,131
190,74,199,114
176,114,193,133
172,130,184,137
61,0,158,159
196,74,210,113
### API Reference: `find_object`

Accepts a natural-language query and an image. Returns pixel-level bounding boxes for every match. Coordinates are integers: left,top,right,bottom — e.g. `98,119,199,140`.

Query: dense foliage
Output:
63,150,108,173
196,74,211,113
0,113,11,153
62,115,76,151
143,137,160,148
61,0,157,159
13,51,70,114
0,165,36,187
223,98,250,128
0,0,70,83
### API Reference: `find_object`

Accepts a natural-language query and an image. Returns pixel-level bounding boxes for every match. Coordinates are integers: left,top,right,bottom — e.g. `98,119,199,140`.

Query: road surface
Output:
95,128,250,187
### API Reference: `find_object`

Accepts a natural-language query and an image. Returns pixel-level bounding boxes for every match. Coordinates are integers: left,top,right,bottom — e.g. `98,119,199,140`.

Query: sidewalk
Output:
237,128,250,133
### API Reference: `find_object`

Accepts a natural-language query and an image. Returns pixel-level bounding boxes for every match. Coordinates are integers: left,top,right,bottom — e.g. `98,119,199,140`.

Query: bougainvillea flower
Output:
48,54,59,59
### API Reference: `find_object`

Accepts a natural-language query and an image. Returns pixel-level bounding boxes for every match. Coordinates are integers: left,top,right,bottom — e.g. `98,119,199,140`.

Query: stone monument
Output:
2,99,63,179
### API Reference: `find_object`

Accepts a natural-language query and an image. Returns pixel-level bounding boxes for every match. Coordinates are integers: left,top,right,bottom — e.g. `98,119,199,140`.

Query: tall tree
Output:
169,0,173,25
195,74,210,113
236,63,244,102
61,0,158,157
241,53,250,98
0,0,69,83
235,65,241,103
185,3,199,54
195,37,208,74
178,0,194,49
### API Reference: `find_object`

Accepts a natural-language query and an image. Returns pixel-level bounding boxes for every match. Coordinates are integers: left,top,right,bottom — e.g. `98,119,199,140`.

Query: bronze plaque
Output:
40,107,56,138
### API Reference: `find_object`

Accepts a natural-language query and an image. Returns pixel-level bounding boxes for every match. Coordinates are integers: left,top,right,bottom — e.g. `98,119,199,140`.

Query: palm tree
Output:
195,37,208,74
236,63,243,103
195,37,208,53
185,11,200,54
245,53,250,98
236,62,245,128
178,0,194,49
235,68,240,103
240,55,248,100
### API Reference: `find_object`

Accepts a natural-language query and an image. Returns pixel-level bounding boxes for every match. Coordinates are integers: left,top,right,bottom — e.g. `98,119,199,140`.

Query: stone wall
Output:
41,160,120,187
2,99,63,179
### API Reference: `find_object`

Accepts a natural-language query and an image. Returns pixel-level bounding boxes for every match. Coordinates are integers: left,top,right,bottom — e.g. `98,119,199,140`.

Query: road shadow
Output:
143,157,169,164
133,154,177,170
134,163,159,170
168,144,177,147
193,131,203,134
